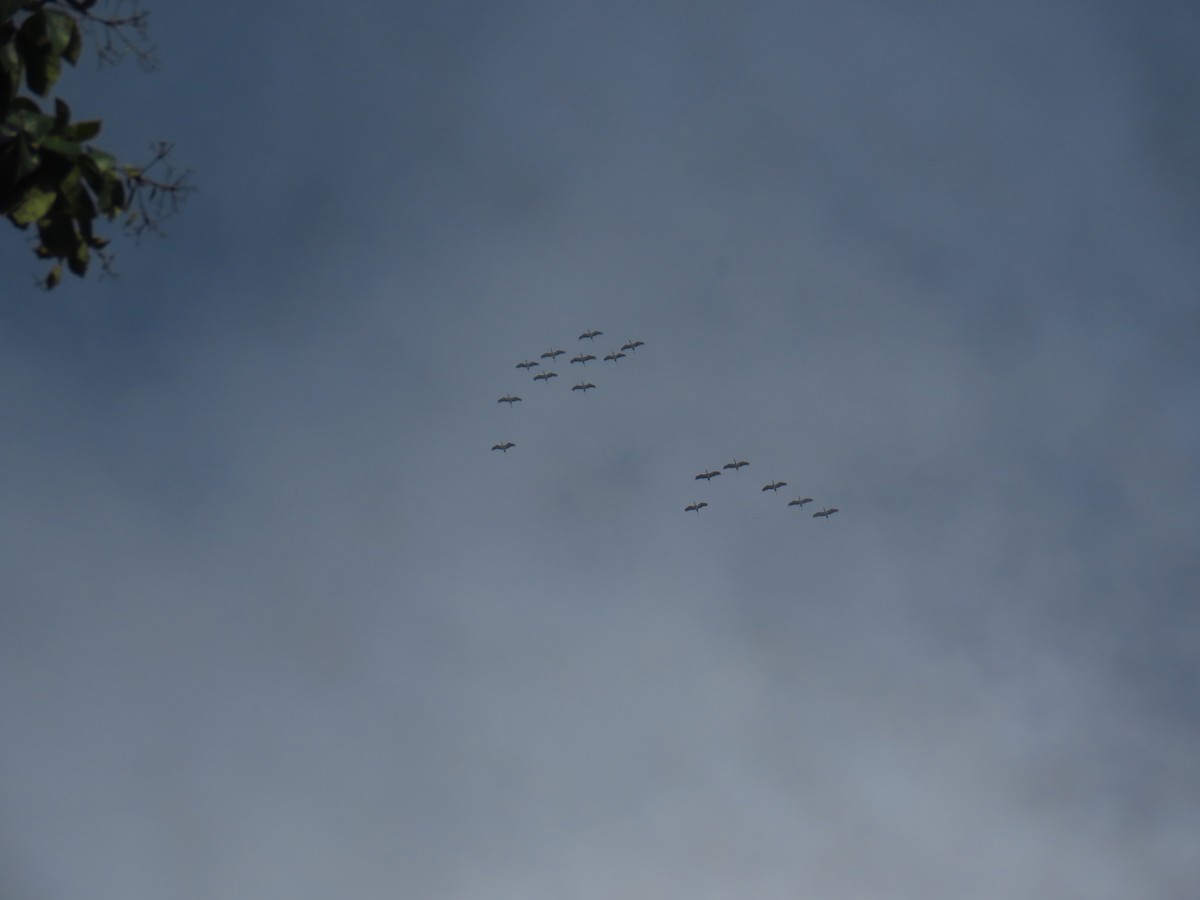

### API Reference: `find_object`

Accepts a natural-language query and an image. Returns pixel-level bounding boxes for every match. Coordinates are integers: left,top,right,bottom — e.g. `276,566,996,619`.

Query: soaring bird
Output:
541,348,565,361
515,359,539,370
491,442,515,452
722,459,749,471
695,470,721,481
761,480,787,492
684,501,709,513
570,353,596,365
579,328,603,341
533,370,558,383
603,351,626,363
621,339,645,352
572,382,596,392
498,395,522,405
812,507,840,519
787,497,814,507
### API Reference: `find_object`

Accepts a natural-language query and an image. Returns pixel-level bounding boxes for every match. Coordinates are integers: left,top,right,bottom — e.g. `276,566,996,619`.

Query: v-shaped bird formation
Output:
490,328,840,522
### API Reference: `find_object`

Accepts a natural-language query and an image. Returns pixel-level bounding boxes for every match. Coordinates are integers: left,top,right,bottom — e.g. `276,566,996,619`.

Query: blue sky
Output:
2,1,1198,897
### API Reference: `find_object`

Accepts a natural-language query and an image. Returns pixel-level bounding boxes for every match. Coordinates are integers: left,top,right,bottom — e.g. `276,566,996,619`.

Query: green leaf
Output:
85,147,116,173
63,17,82,66
68,238,89,275
25,47,60,95
16,10,47,55
9,183,55,224
60,164,95,219
53,96,69,128
65,119,101,141
12,133,38,177
4,104,52,140
44,9,73,56
36,212,78,260
45,262,62,289
0,35,20,76
40,134,81,159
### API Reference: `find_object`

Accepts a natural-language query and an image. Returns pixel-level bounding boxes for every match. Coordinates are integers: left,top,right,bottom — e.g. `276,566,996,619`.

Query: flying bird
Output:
684,501,709,513
621,339,645,352
491,442,515,453
572,382,596,392
695,470,721,481
761,480,787,492
541,348,565,361
498,395,522,405
722,459,749,471
571,353,597,365
533,370,558,383
812,507,840,519
515,359,539,370
579,328,603,341
603,351,626,363
787,497,814,507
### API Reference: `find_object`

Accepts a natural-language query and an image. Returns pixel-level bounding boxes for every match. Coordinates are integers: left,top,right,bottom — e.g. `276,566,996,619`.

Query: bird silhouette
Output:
498,395,522,406
695,470,721,481
787,497,814,507
603,351,626,363
722,459,749,471
571,382,596,392
621,339,645,352
761,480,787,492
579,328,603,341
491,442,515,452
570,353,596,365
515,359,539,370
532,371,558,383
812,507,840,519
684,501,709,513
541,348,565,361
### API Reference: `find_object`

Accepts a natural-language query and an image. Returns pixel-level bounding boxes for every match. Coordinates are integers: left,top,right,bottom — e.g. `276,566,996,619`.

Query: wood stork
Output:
533,370,558,383
572,382,596,392
787,497,814,507
579,328,603,341
695,470,721,481
621,339,645,352
761,480,787,492
498,395,522,405
515,359,539,370
684,501,709,513
541,348,565,361
491,442,515,452
603,351,626,363
722,459,749,471
570,353,596,365
812,507,840,519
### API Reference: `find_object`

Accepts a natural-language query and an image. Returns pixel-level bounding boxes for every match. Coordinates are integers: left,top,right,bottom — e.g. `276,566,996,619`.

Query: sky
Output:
2,1,1198,897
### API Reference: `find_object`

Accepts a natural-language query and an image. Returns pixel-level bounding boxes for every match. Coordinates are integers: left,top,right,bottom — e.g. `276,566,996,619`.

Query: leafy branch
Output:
1,0,190,288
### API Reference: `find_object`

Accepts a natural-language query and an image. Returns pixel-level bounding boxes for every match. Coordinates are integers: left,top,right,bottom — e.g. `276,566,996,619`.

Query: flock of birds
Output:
683,461,839,520
491,328,840,521
495,328,644,411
